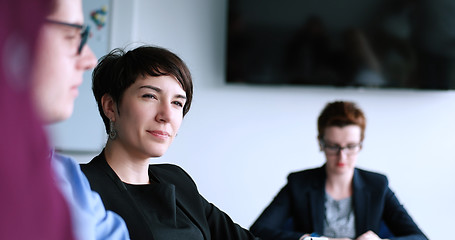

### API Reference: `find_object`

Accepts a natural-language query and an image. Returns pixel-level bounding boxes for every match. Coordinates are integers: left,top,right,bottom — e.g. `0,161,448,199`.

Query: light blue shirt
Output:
51,152,130,240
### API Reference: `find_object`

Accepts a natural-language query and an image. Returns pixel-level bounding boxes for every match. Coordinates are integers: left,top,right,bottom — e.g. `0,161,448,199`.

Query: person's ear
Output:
101,94,117,121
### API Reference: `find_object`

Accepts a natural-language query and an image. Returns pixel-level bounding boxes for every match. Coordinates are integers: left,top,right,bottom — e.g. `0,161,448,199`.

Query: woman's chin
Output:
148,150,167,158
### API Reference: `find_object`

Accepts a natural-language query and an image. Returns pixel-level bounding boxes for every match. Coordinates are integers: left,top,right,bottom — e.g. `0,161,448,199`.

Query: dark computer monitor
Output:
226,0,455,90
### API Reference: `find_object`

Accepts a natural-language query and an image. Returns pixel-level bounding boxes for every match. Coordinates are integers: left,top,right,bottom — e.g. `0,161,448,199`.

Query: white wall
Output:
70,0,455,239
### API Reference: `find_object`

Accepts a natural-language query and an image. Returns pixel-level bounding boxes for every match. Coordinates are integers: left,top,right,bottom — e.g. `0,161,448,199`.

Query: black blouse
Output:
123,182,203,240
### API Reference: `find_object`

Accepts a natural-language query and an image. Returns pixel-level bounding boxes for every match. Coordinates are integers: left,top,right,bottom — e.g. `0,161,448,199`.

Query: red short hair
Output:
317,101,366,141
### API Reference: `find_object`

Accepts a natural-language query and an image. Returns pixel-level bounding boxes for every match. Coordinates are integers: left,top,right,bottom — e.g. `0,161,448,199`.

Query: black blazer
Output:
81,151,258,240
250,166,427,240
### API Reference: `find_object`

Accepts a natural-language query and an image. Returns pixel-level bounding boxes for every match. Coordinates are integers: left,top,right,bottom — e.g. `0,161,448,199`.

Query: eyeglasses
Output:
45,19,90,55
320,140,362,155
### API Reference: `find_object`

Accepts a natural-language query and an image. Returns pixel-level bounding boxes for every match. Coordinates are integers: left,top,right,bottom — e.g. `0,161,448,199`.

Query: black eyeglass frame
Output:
45,19,90,55
319,139,362,155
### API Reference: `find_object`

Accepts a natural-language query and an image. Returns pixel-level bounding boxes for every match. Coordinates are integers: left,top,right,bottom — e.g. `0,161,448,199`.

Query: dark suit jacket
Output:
81,151,258,240
250,166,427,240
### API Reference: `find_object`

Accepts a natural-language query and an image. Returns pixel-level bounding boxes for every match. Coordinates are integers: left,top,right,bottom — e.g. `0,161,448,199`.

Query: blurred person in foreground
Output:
0,0,73,238
250,101,427,240
81,45,259,240
1,0,130,239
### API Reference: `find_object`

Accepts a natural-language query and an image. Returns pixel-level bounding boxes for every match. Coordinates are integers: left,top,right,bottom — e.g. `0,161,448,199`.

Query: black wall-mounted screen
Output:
226,0,455,90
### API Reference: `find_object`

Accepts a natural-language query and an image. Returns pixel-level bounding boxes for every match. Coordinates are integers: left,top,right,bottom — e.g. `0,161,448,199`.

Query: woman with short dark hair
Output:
82,45,258,240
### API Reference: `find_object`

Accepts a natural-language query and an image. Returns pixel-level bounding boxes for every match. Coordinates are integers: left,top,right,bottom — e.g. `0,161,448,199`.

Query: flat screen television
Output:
226,0,455,90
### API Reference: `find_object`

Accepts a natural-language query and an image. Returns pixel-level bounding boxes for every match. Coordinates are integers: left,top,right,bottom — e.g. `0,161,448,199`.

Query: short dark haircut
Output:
317,101,366,141
92,45,193,134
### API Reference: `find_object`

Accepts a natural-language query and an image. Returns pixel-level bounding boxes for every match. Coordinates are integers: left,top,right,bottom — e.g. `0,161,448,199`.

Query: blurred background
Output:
48,0,455,239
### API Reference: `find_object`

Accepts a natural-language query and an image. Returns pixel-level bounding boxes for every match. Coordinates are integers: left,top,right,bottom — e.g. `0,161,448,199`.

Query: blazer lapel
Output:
352,169,370,236
175,198,210,240
149,166,211,240
309,167,326,234
93,151,157,238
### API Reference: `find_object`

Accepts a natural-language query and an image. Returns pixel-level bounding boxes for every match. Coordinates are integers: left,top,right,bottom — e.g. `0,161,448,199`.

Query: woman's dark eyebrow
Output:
139,85,161,92
139,85,186,100
175,94,187,100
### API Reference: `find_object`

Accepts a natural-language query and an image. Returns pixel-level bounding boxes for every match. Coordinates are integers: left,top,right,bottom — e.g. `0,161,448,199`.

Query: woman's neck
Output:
104,140,150,184
325,170,354,200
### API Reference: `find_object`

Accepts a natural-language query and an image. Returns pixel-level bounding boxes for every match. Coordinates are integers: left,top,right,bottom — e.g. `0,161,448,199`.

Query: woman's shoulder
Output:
288,165,325,179
355,167,389,187
286,166,326,190
355,168,388,181
80,153,105,175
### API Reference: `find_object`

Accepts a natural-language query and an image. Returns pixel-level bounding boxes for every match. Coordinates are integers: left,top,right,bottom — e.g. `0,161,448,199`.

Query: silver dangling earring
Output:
109,119,117,140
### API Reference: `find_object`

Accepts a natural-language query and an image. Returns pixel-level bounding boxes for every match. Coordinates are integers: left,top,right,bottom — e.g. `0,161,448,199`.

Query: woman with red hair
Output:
251,101,427,240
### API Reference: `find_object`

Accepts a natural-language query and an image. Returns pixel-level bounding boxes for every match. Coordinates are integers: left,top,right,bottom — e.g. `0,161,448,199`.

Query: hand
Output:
299,234,335,240
299,234,310,240
355,231,385,240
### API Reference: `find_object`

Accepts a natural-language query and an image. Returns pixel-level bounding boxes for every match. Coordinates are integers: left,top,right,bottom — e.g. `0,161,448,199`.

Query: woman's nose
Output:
337,148,349,159
155,102,172,123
